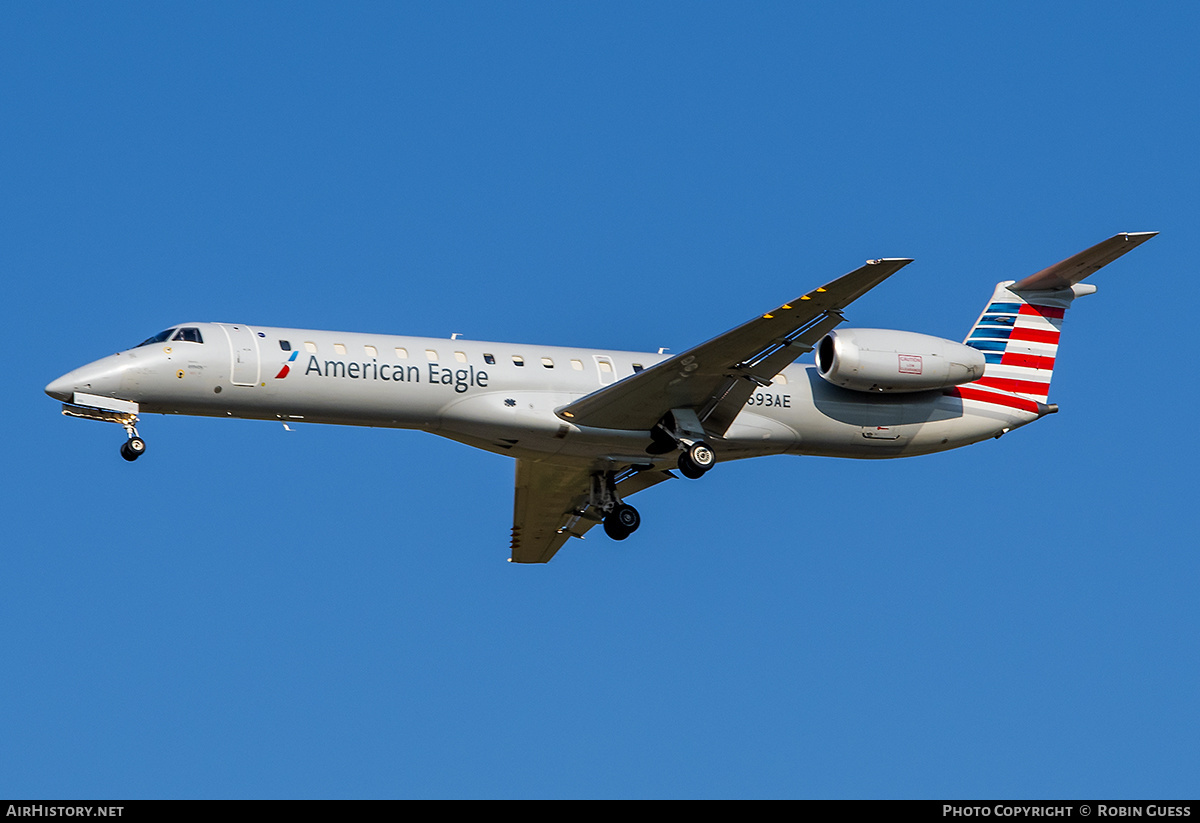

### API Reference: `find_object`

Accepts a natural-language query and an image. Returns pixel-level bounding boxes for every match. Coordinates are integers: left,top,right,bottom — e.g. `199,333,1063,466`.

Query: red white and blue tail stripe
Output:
945,232,1156,416
948,282,1074,414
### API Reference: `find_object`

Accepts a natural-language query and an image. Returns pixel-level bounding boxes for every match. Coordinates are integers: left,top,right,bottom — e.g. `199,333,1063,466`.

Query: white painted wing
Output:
555,258,913,435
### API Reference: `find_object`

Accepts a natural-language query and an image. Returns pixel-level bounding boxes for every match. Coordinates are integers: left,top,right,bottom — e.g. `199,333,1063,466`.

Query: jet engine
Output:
815,329,986,393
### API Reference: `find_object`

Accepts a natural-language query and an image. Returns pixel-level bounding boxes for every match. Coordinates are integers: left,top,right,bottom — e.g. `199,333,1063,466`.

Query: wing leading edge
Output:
555,258,913,434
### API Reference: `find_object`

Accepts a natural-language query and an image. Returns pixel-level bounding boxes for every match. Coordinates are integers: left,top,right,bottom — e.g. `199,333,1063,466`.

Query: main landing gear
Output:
677,441,715,479
590,408,721,543
649,410,718,480
590,472,641,541
603,503,641,541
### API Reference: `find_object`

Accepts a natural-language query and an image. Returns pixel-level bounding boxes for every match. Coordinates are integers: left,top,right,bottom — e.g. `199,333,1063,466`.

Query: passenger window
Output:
455,351,468,363
541,357,554,369
425,349,439,362
632,363,644,373
395,347,409,359
598,360,613,373
484,353,496,365
570,359,583,371
279,340,291,351
364,345,378,357
305,341,317,353
334,343,347,355
774,373,788,385
512,355,525,367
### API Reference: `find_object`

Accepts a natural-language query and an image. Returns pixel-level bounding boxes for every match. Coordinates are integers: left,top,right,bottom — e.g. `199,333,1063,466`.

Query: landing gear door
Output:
217,324,261,386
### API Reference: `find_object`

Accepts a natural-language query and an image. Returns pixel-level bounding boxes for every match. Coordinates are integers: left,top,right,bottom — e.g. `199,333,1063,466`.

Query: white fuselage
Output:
47,321,1038,470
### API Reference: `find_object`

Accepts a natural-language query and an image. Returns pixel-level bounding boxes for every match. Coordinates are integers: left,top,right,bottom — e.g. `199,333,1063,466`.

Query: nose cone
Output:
45,373,75,402
45,353,132,403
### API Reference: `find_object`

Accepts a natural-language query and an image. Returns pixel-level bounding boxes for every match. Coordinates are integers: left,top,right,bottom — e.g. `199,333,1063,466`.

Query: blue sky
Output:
3,3,1197,798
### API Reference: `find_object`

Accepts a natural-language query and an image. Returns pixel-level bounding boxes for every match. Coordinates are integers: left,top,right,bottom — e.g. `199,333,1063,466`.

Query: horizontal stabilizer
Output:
1010,232,1157,291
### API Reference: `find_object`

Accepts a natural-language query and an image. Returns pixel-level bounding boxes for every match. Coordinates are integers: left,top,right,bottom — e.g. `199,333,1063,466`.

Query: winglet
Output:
1010,232,1157,291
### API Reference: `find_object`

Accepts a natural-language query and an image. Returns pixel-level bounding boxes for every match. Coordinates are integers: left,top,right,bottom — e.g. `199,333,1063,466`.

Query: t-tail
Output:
952,232,1157,415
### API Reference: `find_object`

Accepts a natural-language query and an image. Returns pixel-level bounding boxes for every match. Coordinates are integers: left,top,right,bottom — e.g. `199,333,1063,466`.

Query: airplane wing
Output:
1010,232,1158,291
510,460,675,564
555,258,913,435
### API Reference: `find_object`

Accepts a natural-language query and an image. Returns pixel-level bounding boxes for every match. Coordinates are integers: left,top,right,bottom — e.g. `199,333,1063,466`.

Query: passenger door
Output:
217,324,261,386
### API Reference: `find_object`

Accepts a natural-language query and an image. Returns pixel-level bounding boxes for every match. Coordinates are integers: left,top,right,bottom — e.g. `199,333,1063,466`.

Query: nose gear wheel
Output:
120,436,146,462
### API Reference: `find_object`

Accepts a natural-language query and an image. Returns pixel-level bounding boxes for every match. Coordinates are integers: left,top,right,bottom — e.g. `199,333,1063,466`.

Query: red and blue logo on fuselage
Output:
275,351,298,379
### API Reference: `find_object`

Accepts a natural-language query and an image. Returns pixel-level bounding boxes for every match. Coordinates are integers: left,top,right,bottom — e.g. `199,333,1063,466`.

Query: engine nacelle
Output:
815,328,986,393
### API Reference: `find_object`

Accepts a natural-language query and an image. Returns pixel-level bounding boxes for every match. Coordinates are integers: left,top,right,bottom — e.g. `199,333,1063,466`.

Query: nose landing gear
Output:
119,435,147,462
117,417,147,462
58,398,148,462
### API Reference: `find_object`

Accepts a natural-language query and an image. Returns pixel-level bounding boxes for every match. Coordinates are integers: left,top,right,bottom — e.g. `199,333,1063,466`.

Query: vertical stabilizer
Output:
957,282,1078,410
949,232,1155,415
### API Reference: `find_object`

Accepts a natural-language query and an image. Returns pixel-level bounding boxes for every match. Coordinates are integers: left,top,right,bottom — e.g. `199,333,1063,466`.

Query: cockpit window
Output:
136,328,177,347
173,327,203,343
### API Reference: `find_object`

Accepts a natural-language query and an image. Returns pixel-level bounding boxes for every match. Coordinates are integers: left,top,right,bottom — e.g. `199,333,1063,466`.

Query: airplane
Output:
46,232,1156,563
